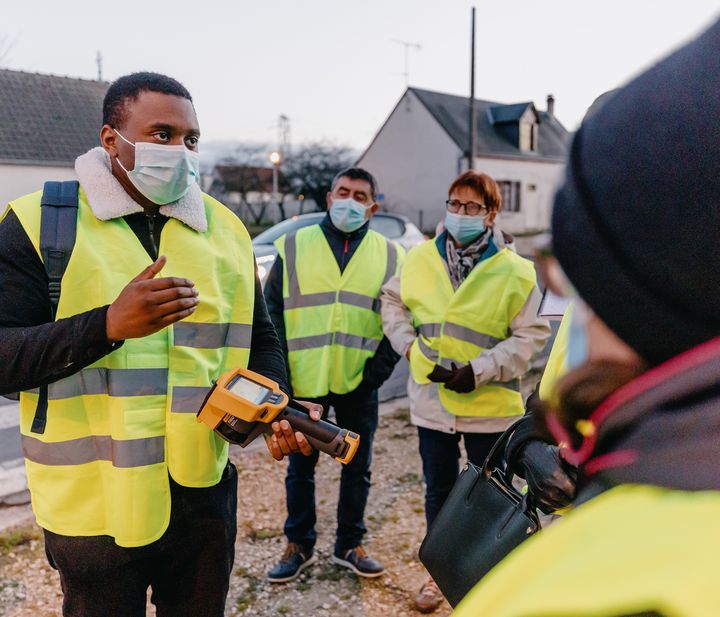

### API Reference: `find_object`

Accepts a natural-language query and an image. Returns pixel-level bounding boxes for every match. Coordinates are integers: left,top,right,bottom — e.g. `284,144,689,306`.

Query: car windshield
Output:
369,215,405,239
252,214,324,245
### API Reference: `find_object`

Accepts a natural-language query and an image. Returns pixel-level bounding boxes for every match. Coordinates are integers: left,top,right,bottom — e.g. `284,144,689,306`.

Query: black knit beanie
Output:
552,18,720,366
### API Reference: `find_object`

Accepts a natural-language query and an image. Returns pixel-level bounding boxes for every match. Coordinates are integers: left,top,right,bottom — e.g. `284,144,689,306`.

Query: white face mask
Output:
114,130,200,205
329,197,372,233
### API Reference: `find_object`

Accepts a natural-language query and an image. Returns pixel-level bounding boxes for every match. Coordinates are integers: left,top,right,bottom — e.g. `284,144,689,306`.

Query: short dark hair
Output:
331,167,379,201
103,72,193,128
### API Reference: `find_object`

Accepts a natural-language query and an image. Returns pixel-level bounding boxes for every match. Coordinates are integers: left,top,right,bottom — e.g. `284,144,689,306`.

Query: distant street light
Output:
269,151,284,219
269,151,281,196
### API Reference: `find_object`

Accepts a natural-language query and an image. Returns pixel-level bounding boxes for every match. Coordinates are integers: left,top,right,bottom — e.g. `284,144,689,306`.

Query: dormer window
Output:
488,102,541,153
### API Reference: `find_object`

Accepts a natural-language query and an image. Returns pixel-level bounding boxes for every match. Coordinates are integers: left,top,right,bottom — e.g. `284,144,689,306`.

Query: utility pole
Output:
392,39,421,87
96,51,103,82
468,7,477,170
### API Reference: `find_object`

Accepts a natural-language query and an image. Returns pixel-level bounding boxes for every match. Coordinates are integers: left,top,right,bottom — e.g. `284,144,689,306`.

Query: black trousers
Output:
417,427,502,528
284,389,379,554
43,462,238,617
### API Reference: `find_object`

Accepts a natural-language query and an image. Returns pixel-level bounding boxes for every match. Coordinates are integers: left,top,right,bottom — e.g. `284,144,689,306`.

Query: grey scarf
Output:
445,229,491,289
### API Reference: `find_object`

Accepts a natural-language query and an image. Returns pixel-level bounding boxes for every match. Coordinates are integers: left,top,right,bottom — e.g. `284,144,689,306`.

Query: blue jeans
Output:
284,388,378,554
417,426,502,528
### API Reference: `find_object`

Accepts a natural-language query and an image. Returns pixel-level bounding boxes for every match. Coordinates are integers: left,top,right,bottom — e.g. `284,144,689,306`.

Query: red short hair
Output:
448,170,502,212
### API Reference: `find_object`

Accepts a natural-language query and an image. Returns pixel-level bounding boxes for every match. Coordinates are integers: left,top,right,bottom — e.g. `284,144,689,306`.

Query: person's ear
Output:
486,210,497,225
100,125,119,157
326,192,333,210
367,202,379,218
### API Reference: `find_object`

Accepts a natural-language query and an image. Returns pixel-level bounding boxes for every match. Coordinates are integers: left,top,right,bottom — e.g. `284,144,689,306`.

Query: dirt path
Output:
0,406,452,616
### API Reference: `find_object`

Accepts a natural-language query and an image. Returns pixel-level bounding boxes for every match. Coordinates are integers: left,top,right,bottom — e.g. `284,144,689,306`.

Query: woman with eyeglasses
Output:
380,170,550,612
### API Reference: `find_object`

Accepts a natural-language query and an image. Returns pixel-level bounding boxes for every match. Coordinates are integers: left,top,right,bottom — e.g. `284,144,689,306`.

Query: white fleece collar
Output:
74,147,207,233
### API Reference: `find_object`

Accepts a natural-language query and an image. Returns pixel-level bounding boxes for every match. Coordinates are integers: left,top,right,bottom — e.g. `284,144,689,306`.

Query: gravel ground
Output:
0,405,452,617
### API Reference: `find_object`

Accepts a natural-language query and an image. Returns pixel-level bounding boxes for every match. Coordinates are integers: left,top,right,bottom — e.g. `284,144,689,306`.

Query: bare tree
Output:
209,143,291,225
283,142,356,211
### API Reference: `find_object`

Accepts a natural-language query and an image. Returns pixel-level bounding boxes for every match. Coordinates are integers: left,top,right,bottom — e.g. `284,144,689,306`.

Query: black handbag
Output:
418,421,540,607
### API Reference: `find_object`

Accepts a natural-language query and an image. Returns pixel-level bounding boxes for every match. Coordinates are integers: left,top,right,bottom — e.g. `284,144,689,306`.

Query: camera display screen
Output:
228,376,270,404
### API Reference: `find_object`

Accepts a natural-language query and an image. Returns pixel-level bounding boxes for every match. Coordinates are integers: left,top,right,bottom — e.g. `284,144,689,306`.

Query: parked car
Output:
252,212,425,284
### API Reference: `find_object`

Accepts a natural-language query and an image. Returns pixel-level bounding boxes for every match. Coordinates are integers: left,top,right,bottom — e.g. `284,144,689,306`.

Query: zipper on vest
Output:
146,213,158,260
341,238,349,271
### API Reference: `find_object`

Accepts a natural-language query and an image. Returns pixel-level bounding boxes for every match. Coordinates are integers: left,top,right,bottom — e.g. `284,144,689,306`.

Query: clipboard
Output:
538,289,570,320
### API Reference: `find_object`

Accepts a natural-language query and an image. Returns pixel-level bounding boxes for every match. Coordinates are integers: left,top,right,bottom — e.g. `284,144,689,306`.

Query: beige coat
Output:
380,227,551,435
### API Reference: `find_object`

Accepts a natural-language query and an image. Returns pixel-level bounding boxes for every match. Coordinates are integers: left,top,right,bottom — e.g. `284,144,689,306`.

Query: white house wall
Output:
357,90,463,233
0,164,77,207
472,156,565,235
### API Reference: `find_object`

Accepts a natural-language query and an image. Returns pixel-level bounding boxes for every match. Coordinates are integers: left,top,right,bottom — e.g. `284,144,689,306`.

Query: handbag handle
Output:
482,417,525,481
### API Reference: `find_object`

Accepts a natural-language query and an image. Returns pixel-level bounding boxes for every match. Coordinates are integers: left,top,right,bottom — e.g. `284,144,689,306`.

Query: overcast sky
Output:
3,1,718,152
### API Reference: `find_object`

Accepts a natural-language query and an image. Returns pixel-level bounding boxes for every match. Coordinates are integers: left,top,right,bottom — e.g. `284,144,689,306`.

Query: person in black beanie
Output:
453,17,720,616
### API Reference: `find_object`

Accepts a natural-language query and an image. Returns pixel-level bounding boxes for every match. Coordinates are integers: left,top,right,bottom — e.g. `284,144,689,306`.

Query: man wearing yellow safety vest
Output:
264,167,404,582
454,18,720,616
0,72,318,617
381,169,550,612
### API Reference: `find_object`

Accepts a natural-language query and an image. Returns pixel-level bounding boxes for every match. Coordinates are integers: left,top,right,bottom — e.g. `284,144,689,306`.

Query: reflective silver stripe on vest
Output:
171,386,211,413
287,333,334,351
174,323,252,349
443,322,502,349
284,231,383,313
338,290,381,313
417,323,442,339
417,336,439,361
284,232,303,299
285,291,336,310
439,359,520,392
334,333,381,352
48,368,168,400
22,434,165,468
287,332,380,353
383,241,398,284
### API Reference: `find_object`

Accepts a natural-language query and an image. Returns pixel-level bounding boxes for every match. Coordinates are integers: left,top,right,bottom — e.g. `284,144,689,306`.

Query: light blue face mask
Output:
566,300,589,369
329,198,371,233
115,130,200,205
444,211,486,246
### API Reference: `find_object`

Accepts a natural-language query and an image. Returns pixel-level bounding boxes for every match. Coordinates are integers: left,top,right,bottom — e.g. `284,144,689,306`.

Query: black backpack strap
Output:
31,180,80,435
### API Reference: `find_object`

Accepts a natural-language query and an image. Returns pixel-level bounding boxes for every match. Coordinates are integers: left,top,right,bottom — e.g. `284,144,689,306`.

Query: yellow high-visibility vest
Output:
3,188,254,547
538,302,572,403
454,484,720,617
400,239,536,417
275,224,403,398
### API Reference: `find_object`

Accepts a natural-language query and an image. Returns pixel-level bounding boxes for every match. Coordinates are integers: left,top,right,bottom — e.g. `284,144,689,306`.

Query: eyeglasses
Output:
445,199,488,216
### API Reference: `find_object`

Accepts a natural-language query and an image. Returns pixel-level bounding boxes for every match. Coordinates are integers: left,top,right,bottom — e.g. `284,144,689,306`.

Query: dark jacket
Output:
0,208,290,397
264,213,400,397
576,338,720,497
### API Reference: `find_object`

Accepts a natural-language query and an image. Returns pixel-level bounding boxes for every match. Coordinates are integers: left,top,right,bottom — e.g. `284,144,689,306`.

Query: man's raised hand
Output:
106,256,199,342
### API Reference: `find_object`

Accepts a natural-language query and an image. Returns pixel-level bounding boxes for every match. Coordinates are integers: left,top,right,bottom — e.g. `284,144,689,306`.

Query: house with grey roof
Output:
0,69,108,207
357,87,570,235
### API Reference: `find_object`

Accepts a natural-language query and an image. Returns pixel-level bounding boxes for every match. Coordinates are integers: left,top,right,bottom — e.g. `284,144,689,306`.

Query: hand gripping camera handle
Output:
279,405,360,464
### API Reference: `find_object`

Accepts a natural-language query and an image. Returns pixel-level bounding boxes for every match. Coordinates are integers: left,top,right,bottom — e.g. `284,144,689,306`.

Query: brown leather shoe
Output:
415,576,444,613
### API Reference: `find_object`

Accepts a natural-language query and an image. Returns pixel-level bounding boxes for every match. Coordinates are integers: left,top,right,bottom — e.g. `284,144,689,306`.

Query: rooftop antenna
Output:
392,39,421,87
96,50,103,82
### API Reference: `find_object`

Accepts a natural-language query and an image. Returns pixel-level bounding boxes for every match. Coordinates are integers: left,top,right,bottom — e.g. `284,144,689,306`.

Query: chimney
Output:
546,94,555,118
